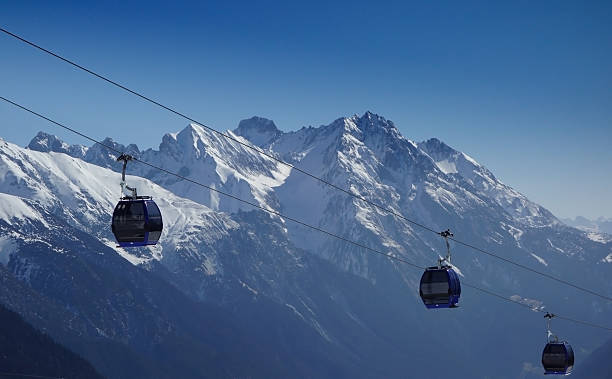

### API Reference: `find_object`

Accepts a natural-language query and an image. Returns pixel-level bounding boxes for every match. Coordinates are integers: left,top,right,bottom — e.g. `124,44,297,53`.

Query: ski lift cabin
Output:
111,154,163,247
112,197,163,247
419,266,461,308
419,229,461,309
541,313,574,375
542,341,574,375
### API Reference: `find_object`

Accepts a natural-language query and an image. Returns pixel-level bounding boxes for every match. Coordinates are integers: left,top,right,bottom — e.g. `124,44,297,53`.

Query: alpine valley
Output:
1,112,610,378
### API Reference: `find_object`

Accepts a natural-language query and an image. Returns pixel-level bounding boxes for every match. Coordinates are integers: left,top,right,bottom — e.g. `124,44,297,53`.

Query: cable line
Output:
450,238,612,302
1,95,611,333
0,371,64,379
461,282,612,331
2,26,609,303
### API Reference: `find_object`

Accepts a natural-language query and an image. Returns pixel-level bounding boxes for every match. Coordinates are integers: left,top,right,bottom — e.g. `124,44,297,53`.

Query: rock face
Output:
3,111,611,378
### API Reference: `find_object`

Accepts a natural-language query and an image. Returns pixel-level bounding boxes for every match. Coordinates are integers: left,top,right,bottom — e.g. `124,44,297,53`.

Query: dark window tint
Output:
543,344,568,371
113,202,145,223
112,201,146,242
147,201,161,218
129,202,145,219
566,345,574,367
420,269,451,305
115,202,145,222
146,201,163,232
429,270,448,283
549,345,565,354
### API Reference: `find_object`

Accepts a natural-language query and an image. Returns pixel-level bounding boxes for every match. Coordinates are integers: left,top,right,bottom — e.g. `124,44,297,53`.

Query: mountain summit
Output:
234,116,282,147
27,131,88,158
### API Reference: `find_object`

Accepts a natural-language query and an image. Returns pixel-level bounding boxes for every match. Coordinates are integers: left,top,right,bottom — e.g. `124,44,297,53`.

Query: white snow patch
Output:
285,303,306,321
546,238,565,253
116,249,151,266
522,362,541,374
101,239,152,266
435,159,458,174
201,255,218,275
95,327,109,338
0,193,48,227
311,318,332,342
510,295,545,311
501,222,523,243
602,254,612,263
530,253,548,266
461,152,480,166
0,236,17,265
299,298,317,316
239,279,259,295
587,232,611,244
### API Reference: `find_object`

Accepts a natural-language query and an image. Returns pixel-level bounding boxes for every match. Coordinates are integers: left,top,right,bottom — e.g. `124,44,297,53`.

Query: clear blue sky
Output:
1,1,611,219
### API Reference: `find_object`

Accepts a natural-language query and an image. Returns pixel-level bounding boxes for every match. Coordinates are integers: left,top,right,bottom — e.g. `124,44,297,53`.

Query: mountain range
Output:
1,111,610,378
562,216,612,236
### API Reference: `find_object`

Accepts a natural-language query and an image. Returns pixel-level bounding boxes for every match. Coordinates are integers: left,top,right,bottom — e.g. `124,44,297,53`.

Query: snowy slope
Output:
18,113,612,281
2,138,238,269
20,113,612,284
562,216,612,242
419,137,559,228
28,131,88,159
3,136,483,378
6,111,612,378
231,112,597,278
86,124,293,214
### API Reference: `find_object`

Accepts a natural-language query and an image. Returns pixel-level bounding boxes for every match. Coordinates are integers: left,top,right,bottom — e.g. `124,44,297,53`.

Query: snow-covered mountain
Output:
1,138,411,378
28,131,88,159
563,216,612,236
2,111,611,378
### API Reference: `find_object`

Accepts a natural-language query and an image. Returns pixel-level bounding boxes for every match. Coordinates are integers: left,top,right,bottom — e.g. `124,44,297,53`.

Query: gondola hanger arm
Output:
116,154,137,199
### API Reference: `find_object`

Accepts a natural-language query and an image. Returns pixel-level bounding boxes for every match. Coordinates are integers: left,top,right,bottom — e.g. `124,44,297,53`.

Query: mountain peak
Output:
362,110,376,120
27,131,65,152
352,111,399,133
83,137,139,169
27,131,87,158
179,123,205,140
187,123,206,135
421,138,455,155
419,138,482,169
234,116,282,147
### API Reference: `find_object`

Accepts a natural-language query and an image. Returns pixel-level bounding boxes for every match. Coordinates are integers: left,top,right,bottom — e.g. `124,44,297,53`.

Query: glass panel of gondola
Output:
146,201,163,229
542,343,569,374
566,344,574,370
113,201,146,243
420,269,450,305
145,201,163,243
453,272,461,295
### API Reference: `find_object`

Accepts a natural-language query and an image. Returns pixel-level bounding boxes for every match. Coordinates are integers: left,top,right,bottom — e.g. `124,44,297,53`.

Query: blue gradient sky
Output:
1,1,611,219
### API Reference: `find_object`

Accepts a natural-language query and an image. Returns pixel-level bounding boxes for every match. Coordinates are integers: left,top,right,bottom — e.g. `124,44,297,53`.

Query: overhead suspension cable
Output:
0,371,65,379
1,95,611,332
2,26,609,303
